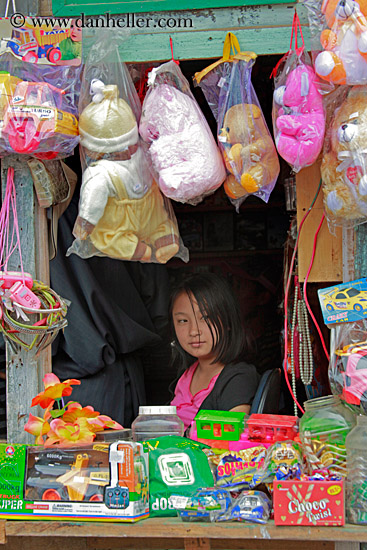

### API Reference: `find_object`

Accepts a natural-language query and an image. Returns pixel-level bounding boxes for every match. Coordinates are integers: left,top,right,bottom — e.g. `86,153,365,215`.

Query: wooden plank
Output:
5,519,367,542
335,543,360,550
1,157,40,444
74,3,311,61
355,223,367,280
53,0,297,17
184,539,211,550
296,161,343,283
0,521,5,545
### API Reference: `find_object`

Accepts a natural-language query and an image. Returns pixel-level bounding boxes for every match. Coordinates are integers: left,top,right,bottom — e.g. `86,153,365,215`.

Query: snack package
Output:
272,11,325,172
213,447,267,491
170,487,232,522
194,32,279,209
251,441,304,487
220,489,272,524
303,0,367,86
321,86,367,229
0,17,82,158
139,60,226,205
141,436,214,517
329,319,367,415
67,32,188,263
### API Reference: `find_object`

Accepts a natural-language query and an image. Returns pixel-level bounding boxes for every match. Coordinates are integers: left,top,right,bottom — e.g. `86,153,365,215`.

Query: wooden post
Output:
1,156,50,444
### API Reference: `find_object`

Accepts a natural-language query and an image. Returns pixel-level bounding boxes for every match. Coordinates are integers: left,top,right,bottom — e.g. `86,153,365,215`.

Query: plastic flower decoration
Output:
25,373,123,447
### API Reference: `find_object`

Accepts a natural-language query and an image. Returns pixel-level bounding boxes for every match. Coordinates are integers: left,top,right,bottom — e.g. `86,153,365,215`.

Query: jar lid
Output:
138,405,177,415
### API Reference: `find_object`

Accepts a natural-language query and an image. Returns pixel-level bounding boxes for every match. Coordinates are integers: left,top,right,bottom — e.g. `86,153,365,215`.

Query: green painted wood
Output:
80,3,310,61
53,0,292,16
1,156,39,444
355,225,367,280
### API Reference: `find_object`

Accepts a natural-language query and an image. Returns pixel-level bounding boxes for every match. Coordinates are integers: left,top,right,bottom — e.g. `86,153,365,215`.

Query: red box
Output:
273,480,345,526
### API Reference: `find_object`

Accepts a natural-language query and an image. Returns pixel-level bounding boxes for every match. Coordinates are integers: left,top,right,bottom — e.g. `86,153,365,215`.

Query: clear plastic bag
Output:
67,30,188,264
194,32,279,209
0,17,82,159
329,319,367,415
302,0,367,86
219,489,272,524
170,487,232,522
321,85,367,229
272,12,325,173
139,60,226,205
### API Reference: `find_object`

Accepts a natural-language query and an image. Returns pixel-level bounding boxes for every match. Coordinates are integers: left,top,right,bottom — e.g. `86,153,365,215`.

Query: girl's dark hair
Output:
169,272,247,372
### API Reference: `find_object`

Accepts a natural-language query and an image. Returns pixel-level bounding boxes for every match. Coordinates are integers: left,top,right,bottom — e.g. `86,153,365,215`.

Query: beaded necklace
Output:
290,277,314,415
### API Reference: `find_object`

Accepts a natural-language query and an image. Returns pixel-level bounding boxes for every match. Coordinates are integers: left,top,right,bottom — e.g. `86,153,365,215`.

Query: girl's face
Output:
172,291,217,362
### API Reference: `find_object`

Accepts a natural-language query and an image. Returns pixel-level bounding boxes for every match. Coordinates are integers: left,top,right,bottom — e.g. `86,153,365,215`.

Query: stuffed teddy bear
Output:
322,86,367,226
139,72,226,204
273,63,325,171
70,80,180,263
219,103,280,200
314,0,367,85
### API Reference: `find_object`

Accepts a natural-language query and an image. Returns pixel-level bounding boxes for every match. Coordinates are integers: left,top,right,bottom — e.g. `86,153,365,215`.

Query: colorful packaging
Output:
0,441,149,522
318,279,367,326
141,435,214,517
273,479,345,526
214,447,266,490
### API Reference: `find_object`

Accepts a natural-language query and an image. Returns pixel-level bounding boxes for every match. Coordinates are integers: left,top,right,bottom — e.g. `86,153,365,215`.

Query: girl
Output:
170,272,259,431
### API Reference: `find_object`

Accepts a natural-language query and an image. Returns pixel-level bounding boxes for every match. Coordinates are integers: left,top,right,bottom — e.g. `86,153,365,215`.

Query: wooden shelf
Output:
1,517,363,549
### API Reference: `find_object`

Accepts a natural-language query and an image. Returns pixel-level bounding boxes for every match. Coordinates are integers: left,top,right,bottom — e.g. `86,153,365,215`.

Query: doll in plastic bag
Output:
308,0,367,86
68,78,184,263
321,86,367,228
138,60,226,205
195,34,279,208
272,48,325,172
329,319,367,415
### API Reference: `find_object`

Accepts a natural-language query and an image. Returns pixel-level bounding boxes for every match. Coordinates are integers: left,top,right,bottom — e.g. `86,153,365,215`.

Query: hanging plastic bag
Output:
321,85,367,229
303,0,367,86
329,319,367,415
194,32,280,209
67,30,188,264
0,167,68,355
138,60,226,205
271,10,325,173
0,17,82,159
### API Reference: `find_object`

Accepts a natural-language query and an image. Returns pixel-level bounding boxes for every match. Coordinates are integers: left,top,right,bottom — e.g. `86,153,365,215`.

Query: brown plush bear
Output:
220,104,280,200
322,86,367,227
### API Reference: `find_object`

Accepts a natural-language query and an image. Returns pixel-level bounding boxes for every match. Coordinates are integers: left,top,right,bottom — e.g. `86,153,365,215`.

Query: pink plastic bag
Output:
272,11,326,172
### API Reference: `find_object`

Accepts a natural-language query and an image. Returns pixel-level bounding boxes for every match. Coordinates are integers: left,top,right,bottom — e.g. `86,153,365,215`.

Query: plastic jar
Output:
131,405,184,442
299,395,356,476
346,415,367,524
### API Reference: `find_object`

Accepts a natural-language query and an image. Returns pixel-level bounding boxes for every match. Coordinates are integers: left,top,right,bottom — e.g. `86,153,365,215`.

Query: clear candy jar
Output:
299,395,356,476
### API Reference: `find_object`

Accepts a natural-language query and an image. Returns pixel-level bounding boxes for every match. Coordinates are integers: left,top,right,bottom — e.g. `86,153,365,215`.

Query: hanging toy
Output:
321,86,367,228
69,79,183,263
0,168,68,355
272,11,325,172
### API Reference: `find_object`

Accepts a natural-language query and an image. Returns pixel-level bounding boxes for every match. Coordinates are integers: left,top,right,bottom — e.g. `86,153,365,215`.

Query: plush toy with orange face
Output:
314,0,367,85
220,104,280,200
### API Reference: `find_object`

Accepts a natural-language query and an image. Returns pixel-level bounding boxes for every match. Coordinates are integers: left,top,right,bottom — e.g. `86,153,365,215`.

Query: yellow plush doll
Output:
70,80,180,263
220,104,280,200
322,86,367,227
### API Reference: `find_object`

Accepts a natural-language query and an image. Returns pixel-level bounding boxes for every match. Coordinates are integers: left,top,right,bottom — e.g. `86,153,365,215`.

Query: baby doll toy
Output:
314,0,367,85
273,63,325,171
70,80,181,263
321,85,367,227
220,103,280,201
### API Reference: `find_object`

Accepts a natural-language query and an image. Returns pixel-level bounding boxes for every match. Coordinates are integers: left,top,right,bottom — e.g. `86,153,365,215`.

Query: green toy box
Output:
0,441,149,522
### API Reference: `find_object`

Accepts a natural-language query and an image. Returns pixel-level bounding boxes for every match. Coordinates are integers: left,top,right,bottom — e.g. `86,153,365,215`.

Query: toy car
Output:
25,449,109,502
176,487,232,522
226,490,271,524
323,287,367,312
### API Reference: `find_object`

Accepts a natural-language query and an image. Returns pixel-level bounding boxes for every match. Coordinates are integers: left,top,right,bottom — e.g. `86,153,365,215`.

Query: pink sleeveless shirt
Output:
171,361,220,430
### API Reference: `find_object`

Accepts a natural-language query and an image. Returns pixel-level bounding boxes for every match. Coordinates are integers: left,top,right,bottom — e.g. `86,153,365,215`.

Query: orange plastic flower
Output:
44,418,95,448
24,405,52,445
62,402,100,423
31,373,81,409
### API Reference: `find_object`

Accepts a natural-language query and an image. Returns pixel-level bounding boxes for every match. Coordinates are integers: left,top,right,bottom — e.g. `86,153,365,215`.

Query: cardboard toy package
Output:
273,480,345,526
0,441,149,522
